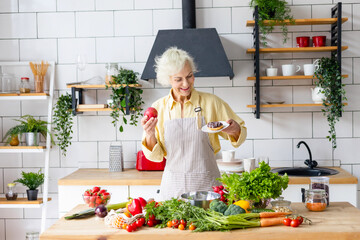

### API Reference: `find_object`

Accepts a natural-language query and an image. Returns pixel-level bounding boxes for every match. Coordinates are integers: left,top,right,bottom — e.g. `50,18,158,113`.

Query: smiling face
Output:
169,61,195,102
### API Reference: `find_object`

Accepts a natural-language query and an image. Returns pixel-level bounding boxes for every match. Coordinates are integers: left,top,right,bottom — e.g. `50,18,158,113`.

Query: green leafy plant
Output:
250,0,294,46
218,162,289,205
14,170,44,190
2,115,53,144
314,57,347,149
53,93,73,156
106,67,144,132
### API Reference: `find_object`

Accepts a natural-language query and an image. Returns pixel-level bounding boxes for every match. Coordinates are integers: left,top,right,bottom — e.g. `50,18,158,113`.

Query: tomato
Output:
126,225,133,232
180,219,187,227
130,222,137,231
149,214,156,221
167,221,173,228
296,216,304,224
178,224,185,230
147,220,154,227
136,219,143,228
139,218,146,226
189,224,196,231
283,218,292,226
172,219,180,228
291,219,301,227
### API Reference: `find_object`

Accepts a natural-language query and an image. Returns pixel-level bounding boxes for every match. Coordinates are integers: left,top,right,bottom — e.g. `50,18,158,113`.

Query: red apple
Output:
144,107,158,119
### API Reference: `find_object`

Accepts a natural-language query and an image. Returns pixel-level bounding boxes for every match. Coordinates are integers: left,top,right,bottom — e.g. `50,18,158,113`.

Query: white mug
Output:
266,67,278,77
222,150,235,162
304,64,320,76
282,64,301,76
243,158,256,172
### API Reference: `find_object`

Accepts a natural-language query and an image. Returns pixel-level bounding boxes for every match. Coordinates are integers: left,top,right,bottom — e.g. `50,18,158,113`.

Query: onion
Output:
94,204,108,218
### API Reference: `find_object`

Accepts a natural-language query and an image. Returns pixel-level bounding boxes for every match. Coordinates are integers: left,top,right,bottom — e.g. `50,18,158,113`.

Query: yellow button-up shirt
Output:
142,89,247,162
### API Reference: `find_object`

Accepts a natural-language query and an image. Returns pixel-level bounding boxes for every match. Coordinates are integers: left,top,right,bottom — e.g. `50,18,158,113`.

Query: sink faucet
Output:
296,141,318,169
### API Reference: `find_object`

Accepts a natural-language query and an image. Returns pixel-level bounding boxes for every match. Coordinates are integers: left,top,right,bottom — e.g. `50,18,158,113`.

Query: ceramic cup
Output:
282,64,301,76
243,158,256,172
266,67,278,77
312,36,326,47
222,150,235,162
296,36,310,47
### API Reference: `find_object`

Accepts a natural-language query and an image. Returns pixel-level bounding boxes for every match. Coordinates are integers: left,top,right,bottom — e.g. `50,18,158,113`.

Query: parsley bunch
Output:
218,162,289,204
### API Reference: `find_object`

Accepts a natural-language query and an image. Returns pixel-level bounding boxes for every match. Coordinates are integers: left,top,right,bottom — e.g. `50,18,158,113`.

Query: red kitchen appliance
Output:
136,150,166,171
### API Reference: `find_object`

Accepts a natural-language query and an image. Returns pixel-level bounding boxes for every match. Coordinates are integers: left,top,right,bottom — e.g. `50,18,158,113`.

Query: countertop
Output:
58,167,358,186
41,202,360,240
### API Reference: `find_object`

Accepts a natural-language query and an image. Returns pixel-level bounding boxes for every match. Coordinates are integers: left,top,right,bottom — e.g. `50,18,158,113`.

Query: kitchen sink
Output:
271,167,339,176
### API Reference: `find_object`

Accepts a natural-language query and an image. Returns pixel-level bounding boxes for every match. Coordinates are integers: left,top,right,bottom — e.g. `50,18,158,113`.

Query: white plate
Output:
201,121,229,133
216,159,243,166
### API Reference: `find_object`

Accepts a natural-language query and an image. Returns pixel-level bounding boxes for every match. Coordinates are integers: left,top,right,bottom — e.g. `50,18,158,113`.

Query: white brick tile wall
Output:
76,12,113,37
38,13,75,38
55,65,77,89
254,139,293,161
0,0,18,12
233,60,255,87
197,8,231,34
0,154,21,168
135,36,156,62
153,9,182,34
239,113,273,139
342,31,360,58
232,7,253,34
194,77,232,87
354,4,360,30
288,6,311,32
58,38,96,64
48,168,77,193
354,58,360,84
341,58,353,84
214,87,252,112
293,0,332,4
334,138,360,164
221,34,253,60
23,146,60,168
60,142,97,167
313,112,353,138
196,0,213,8
115,10,153,36
0,40,19,61
344,85,360,111
57,0,95,11
213,0,249,7
19,0,56,12
96,0,133,10
353,165,360,189
96,37,134,63
24,194,58,219
78,116,116,141
0,169,3,193
0,209,23,219
219,137,253,159
116,122,143,141
354,112,360,137
293,138,333,160
135,0,172,9
273,113,312,138
21,100,48,116
0,14,36,39
19,39,57,62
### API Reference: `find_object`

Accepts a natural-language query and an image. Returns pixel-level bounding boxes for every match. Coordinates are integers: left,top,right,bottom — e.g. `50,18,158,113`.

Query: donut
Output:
207,121,224,131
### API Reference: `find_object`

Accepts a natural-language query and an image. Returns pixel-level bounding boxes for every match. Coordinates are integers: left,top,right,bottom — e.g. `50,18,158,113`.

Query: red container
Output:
136,150,166,171
296,36,310,47
312,36,326,47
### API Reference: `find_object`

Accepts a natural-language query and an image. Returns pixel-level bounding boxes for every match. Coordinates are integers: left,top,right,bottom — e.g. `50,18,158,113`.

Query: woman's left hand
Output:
222,119,240,141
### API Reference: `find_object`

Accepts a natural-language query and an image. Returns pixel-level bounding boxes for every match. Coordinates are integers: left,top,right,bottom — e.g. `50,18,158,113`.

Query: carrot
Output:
259,212,291,218
260,217,284,227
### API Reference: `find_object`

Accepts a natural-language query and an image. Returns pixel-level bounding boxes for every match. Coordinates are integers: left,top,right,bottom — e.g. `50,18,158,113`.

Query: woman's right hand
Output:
141,116,158,137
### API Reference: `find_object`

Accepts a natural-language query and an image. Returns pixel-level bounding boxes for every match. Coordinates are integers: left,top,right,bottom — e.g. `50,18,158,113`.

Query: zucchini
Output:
250,208,275,213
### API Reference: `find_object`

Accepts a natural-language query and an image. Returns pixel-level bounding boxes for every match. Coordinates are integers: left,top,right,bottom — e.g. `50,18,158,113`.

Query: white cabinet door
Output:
129,185,161,202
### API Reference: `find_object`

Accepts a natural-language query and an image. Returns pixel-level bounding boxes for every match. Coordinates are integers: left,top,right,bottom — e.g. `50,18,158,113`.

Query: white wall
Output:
0,0,360,239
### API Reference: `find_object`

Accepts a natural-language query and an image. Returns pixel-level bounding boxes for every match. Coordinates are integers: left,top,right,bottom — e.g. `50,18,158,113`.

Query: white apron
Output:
160,107,221,200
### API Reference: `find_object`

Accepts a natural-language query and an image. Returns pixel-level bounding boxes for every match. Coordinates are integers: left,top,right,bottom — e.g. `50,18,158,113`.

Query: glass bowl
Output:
83,193,111,208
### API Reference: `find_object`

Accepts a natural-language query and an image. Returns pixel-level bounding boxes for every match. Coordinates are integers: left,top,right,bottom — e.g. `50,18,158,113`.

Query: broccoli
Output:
224,204,246,216
209,199,228,214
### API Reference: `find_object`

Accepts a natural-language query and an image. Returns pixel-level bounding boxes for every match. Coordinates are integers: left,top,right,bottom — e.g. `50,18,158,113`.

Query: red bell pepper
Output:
137,197,147,208
127,198,142,215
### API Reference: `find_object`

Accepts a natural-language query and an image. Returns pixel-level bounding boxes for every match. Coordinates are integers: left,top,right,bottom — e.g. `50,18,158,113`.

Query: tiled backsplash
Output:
0,0,360,239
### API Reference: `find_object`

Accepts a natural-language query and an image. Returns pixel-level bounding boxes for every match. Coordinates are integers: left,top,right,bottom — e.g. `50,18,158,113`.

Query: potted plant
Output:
314,57,347,149
53,93,73,156
14,170,44,200
106,67,144,132
2,115,53,146
250,0,294,46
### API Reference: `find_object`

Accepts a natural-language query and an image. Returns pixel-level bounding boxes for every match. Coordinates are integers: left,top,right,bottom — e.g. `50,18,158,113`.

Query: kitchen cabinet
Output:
66,83,141,115
246,3,348,118
41,202,360,240
0,61,55,233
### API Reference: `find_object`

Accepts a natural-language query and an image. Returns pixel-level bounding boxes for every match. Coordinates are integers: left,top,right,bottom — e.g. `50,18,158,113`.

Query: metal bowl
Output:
181,191,221,209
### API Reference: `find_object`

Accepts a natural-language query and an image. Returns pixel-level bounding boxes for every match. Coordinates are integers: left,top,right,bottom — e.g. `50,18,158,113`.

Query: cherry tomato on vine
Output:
126,225,133,232
296,216,304,224
283,218,292,226
180,219,187,227
178,224,185,230
130,222,137,231
147,220,154,227
189,224,196,231
167,221,173,228
172,219,180,228
291,219,301,227
149,214,156,221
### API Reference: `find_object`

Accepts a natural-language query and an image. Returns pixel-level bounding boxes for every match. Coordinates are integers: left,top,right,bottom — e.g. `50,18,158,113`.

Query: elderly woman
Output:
141,47,246,200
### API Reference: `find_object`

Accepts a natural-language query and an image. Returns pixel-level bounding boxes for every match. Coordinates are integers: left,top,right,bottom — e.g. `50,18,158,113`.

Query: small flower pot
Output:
26,189,39,201
25,132,40,146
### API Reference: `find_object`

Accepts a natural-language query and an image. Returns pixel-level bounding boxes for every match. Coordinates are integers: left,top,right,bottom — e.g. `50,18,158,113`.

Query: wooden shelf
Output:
247,103,348,108
0,146,46,153
76,107,138,112
246,46,348,54
66,84,142,89
247,74,349,80
246,17,348,27
0,198,51,208
0,93,49,100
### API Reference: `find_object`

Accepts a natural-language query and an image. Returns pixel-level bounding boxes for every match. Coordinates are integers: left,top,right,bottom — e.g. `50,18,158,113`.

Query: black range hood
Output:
141,0,234,80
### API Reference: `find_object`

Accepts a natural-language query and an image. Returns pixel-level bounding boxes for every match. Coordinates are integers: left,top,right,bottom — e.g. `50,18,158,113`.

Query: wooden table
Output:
41,202,360,240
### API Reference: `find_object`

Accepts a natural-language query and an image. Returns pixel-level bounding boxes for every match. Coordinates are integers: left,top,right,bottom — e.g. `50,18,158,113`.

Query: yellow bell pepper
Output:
234,200,251,213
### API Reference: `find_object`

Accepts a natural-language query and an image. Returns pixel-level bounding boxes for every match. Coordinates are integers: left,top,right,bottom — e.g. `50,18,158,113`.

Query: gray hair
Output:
154,47,198,86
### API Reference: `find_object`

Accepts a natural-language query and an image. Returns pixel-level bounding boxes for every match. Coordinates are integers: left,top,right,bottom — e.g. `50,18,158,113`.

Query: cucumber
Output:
250,208,275,213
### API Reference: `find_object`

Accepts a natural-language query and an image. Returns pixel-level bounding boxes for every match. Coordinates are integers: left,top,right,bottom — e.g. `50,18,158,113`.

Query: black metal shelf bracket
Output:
253,6,260,119
71,87,83,116
125,86,130,115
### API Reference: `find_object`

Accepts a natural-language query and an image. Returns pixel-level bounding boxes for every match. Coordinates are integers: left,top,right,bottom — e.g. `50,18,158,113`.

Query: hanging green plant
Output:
314,57,347,149
106,67,144,132
250,0,294,46
53,93,73,156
